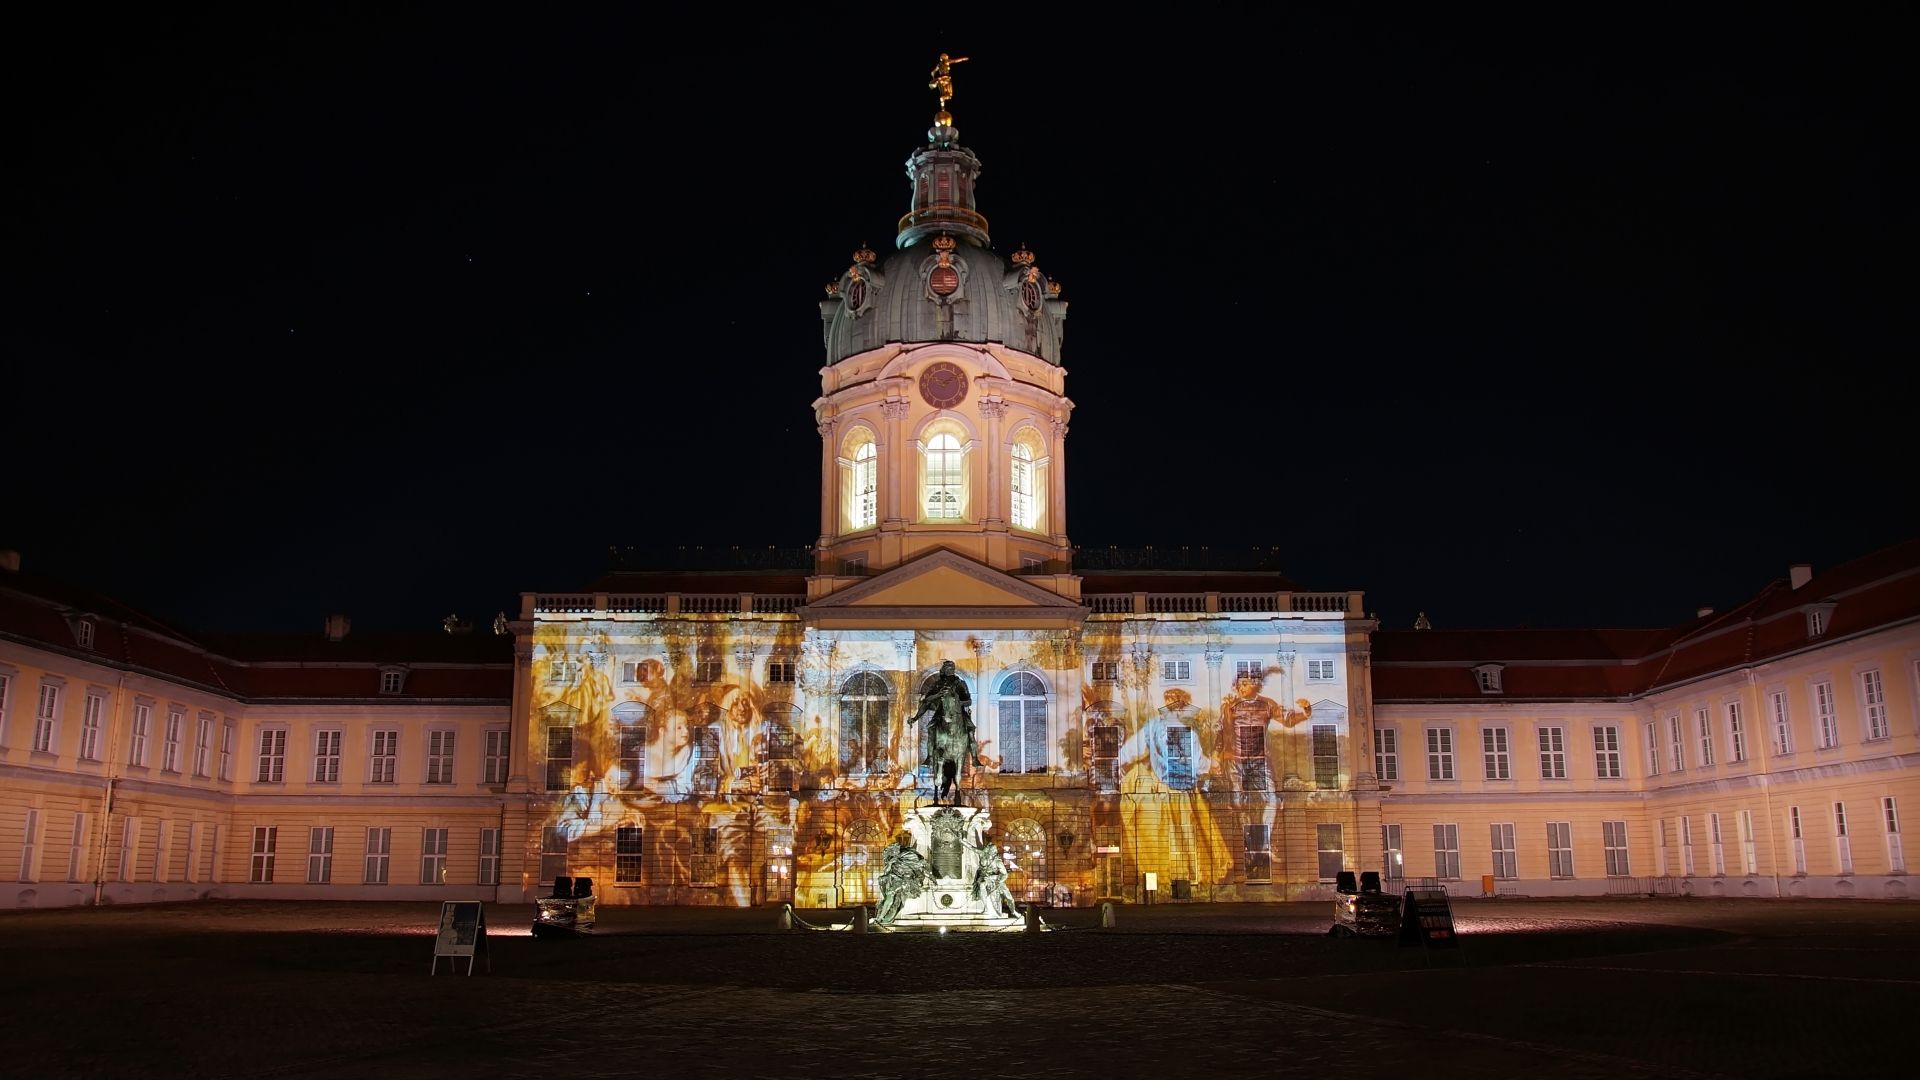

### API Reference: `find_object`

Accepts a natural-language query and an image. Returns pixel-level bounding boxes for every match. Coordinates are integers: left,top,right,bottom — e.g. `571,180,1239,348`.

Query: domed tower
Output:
812,66,1074,591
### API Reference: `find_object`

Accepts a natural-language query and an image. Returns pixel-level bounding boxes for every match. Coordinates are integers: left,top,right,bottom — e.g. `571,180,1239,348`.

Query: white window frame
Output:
1538,724,1566,779
32,683,60,754
1789,806,1807,875
996,670,1050,775
1547,821,1574,879
1163,660,1193,682
1644,719,1660,776
1769,690,1793,755
1593,724,1622,778
1667,713,1685,772
425,729,456,785
1425,726,1454,781
307,827,333,883
483,728,511,784
615,825,645,883
1602,820,1631,877
1490,822,1517,879
1680,815,1696,876
66,812,87,882
1306,658,1336,682
546,725,575,791
161,710,183,772
1432,823,1461,880
1481,726,1510,780
18,808,41,882
1382,823,1404,880
379,669,405,695
1315,823,1344,883
420,828,448,884
79,693,105,762
250,826,277,883
1009,441,1037,531
852,440,878,529
1709,812,1726,876
1374,727,1399,782
218,723,234,781
1739,810,1758,876
1725,702,1746,764
194,714,214,777
255,728,287,784
479,827,501,885
313,730,343,783
922,432,963,520
1861,669,1890,741
1695,708,1715,767
369,729,399,784
364,827,391,884
1833,802,1853,875
118,816,137,881
0,672,11,747
1884,797,1904,874
1813,681,1840,749
129,701,151,766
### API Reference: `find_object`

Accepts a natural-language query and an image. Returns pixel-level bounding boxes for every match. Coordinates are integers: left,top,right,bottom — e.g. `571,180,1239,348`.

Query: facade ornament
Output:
816,417,836,440
1275,650,1296,671
894,632,917,667
824,280,840,297
492,612,510,636
1414,611,1431,630
977,397,1007,420
1347,646,1371,668
1010,245,1035,266
928,52,967,115
841,243,881,317
1049,417,1068,440
1127,640,1154,672
1203,642,1226,668
881,399,911,421
1047,280,1062,296
972,634,995,662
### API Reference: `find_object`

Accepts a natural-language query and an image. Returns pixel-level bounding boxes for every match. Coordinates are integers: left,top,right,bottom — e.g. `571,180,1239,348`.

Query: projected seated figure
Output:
873,835,933,926
916,660,982,803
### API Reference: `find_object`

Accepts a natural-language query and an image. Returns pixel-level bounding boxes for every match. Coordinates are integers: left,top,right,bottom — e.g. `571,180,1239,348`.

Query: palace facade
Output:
4,104,1916,910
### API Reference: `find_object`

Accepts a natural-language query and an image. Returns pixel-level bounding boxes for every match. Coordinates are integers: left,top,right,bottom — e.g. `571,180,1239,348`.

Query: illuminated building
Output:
2,102,1916,910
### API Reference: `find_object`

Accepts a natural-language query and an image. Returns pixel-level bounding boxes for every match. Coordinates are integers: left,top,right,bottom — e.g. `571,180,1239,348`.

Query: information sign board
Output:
1397,887,1458,948
432,901,489,974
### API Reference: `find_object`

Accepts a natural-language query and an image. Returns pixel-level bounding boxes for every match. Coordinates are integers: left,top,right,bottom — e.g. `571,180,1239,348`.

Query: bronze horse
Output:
918,684,979,803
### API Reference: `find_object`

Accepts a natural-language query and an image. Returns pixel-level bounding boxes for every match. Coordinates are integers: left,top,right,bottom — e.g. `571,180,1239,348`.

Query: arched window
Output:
610,702,652,791
924,433,962,520
838,671,890,773
996,671,1049,774
1010,442,1036,530
852,442,877,529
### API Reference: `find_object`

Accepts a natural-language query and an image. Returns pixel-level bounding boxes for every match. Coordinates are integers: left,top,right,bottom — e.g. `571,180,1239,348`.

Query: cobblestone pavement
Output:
0,898,1911,1078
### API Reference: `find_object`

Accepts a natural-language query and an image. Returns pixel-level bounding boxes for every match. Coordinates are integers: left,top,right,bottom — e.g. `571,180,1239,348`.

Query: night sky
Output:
10,11,1913,635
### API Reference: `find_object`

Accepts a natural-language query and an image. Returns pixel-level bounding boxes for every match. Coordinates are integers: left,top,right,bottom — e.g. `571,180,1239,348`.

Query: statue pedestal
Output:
887,804,1023,933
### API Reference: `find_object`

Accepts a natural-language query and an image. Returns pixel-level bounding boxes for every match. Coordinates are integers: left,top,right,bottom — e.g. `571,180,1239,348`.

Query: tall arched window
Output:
852,442,877,529
838,671,890,773
1009,442,1036,530
924,433,962,519
997,671,1048,774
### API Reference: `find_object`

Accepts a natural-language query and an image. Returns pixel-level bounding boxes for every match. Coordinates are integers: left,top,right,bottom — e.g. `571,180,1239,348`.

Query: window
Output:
162,711,182,772
1382,823,1404,880
545,727,574,791
483,730,510,783
364,827,391,884
1426,727,1454,781
1243,824,1272,882
1312,725,1339,788
1789,806,1807,874
77,620,94,649
1307,659,1336,682
380,670,404,694
1474,665,1503,693
1538,725,1566,779
313,731,342,783
1231,659,1263,683
689,826,721,887
1089,715,1120,792
1594,725,1622,778
839,671,890,773
1862,670,1890,740
1316,824,1344,882
194,715,213,776
0,674,9,744
767,658,796,684
32,684,59,753
1433,823,1461,880
852,441,878,529
1163,660,1193,682
151,820,169,883
1491,823,1517,879
1547,822,1574,878
118,817,136,881
1645,720,1660,776
420,828,448,884
996,671,1048,774
256,729,287,783
1375,727,1400,781
1770,691,1793,755
67,813,86,882
1656,819,1670,876
1884,798,1904,874
1809,609,1826,636
130,702,151,765
1725,703,1747,763
1667,714,1685,772
1010,441,1036,530
691,724,721,795
370,730,399,784
1163,724,1194,790
1695,709,1715,766
1833,802,1853,875
1709,813,1726,876
1739,810,1757,875
923,432,962,519
250,826,277,882
1090,661,1119,683
219,724,234,780
600,728,641,791
1482,727,1510,780
1814,681,1839,748
307,827,333,883
540,826,569,883
616,826,644,883
1602,821,1631,876
18,809,40,882
479,828,500,886
693,659,724,684
79,693,104,761
426,731,455,784
1680,815,1696,875
1235,722,1270,791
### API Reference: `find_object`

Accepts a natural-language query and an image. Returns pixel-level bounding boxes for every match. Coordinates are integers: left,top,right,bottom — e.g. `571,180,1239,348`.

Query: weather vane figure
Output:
929,52,968,114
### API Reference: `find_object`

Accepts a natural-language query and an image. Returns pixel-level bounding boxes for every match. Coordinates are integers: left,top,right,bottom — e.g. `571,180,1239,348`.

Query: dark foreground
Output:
0,898,1911,1078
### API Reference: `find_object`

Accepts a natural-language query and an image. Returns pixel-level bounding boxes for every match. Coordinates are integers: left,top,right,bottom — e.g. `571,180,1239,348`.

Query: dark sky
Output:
10,11,1913,634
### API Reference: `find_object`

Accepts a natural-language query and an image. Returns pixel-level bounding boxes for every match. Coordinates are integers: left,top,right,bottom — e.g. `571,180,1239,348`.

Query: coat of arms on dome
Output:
838,243,883,318
1005,244,1049,318
922,233,967,304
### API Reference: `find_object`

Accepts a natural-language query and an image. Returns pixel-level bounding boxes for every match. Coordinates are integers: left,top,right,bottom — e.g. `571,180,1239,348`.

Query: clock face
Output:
918,361,969,409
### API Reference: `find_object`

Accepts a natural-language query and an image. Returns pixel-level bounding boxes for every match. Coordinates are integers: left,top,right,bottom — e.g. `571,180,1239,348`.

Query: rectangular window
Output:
1243,824,1272,882
1482,727,1511,780
1233,660,1263,682
255,730,286,783
162,711,183,772
479,828,501,886
1162,660,1193,682
1834,802,1853,875
1538,725,1566,779
1547,821,1574,879
129,702,150,765
1667,714,1685,771
1316,824,1344,882
854,447,879,529
1603,821,1631,876
152,819,169,882
692,727,721,794
1382,823,1404,880
380,670,404,694
79,693,104,761
1010,449,1036,530
1726,703,1747,763
33,684,59,753
1789,806,1807,874
1645,720,1661,776
420,828,448,884
540,826,569,883
483,730,510,784
219,724,234,780
1594,725,1622,778
312,731,342,783
693,660,724,684
1709,813,1726,876
767,658,796,684
1234,723,1271,791
194,715,213,776
1426,727,1454,781
250,826,277,883
1862,670,1890,740
1311,725,1338,788
369,730,398,784
1695,709,1715,767
616,826,644,883
1090,661,1120,683
924,435,962,519
1490,822,1517,879
0,673,9,745
691,826,720,886
1680,815,1696,875
1770,691,1793,755
307,827,333,884
546,727,574,791
1884,797,1904,874
117,817,136,881
617,729,647,790
18,809,40,882
1656,819,1670,877
1307,659,1336,681
1374,728,1399,781
1433,823,1461,880
364,827,391,884
426,731,455,784
1814,682,1839,748
1739,810,1758,875
1164,725,1193,791
67,812,87,882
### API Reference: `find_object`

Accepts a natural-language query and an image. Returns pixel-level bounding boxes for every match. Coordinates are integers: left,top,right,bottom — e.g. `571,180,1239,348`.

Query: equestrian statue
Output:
916,659,983,803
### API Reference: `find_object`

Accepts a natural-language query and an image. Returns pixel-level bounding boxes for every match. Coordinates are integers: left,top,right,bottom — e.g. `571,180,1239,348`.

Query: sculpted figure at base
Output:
873,836,933,926
972,841,1021,920
917,659,982,803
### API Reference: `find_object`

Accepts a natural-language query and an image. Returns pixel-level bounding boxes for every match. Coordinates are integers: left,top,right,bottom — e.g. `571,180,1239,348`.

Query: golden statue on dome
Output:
929,52,968,119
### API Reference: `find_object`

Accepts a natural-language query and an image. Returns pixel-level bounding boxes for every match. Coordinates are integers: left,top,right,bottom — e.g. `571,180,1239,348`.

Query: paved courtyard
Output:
0,897,1911,1078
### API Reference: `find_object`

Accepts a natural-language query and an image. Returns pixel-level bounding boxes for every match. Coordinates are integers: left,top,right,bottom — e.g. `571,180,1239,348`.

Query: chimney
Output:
1696,607,1714,619
1789,564,1813,590
324,614,351,641
0,550,18,572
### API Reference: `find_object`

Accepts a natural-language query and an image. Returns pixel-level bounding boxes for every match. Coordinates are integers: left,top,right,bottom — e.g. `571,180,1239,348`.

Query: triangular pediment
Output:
807,549,1083,612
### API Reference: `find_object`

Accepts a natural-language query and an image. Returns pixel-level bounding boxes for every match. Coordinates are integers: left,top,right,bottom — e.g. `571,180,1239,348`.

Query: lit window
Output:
996,671,1048,774
1374,728,1399,781
1010,442,1036,530
840,672,890,774
1382,824,1404,880
852,441,878,529
256,729,286,783
923,432,962,519
420,828,448,884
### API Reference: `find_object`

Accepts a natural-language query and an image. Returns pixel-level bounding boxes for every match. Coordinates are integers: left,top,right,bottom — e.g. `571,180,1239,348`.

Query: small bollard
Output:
775,904,793,930
1024,905,1040,933
854,906,870,934
1100,901,1116,928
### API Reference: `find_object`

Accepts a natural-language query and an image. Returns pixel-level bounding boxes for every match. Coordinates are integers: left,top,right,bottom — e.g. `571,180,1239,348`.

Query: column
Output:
981,397,1006,527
